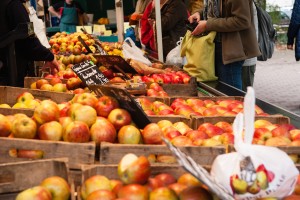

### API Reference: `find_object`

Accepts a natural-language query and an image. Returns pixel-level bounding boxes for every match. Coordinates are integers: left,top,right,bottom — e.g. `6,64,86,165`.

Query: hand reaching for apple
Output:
43,57,60,75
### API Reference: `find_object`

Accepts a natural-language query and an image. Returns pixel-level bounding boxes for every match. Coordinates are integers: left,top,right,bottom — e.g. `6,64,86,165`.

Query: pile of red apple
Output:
16,176,70,200
146,82,168,97
29,77,90,93
141,69,191,84
80,153,214,200
49,32,97,55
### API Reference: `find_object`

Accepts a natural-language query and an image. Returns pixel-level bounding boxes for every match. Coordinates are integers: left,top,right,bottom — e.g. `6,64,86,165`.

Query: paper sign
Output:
76,26,92,34
72,60,109,86
93,24,106,35
104,30,112,36
88,85,151,129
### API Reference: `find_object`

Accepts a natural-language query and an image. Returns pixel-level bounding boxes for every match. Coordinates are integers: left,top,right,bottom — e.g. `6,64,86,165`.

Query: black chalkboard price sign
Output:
89,84,151,129
72,60,109,86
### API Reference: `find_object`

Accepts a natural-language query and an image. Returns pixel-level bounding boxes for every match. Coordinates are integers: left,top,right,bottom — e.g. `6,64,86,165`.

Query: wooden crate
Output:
0,107,34,116
0,86,74,107
162,77,198,97
0,137,96,170
99,142,225,166
0,158,75,200
191,116,290,130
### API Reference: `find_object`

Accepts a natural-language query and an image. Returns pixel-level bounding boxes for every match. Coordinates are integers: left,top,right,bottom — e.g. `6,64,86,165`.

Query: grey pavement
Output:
253,46,300,116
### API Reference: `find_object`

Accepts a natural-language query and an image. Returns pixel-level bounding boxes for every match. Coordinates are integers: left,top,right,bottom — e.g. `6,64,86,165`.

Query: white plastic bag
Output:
28,6,50,49
166,37,186,67
122,37,152,66
211,87,298,199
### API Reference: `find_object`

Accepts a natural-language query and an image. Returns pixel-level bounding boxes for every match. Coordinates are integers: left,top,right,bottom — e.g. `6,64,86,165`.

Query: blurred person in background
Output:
0,0,59,86
48,0,88,33
141,0,188,59
188,0,260,90
287,0,300,61
242,1,258,92
188,0,204,15
130,0,152,47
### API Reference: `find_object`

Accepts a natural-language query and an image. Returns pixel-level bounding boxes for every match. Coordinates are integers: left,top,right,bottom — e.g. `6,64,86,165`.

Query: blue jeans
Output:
215,42,244,90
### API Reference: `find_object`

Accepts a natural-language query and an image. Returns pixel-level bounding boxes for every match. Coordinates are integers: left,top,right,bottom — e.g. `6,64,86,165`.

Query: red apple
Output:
110,179,123,195
16,186,52,200
136,97,153,111
173,121,192,135
17,149,44,159
271,124,292,139
40,176,70,200
290,129,300,141
118,184,149,200
214,121,233,133
265,136,292,146
12,116,37,139
118,153,151,185
198,123,224,138
149,82,163,91
63,121,90,143
186,130,208,141
16,92,35,103
154,173,176,187
202,107,218,116
81,175,112,200
254,127,272,141
179,186,213,200
36,79,49,89
59,116,73,130
220,132,234,145
142,123,163,144
171,135,193,146
118,124,142,144
147,89,159,97
107,108,132,130
203,99,215,108
157,109,175,115
168,183,188,195
38,121,63,141
72,105,97,127
52,83,67,92
49,77,62,86
177,173,202,187
33,100,60,125
186,98,204,108
163,126,182,141
40,83,53,91
0,114,12,137
94,96,119,117
90,117,117,144
72,93,98,108
73,88,85,94
66,77,82,90
149,187,178,200
86,190,116,200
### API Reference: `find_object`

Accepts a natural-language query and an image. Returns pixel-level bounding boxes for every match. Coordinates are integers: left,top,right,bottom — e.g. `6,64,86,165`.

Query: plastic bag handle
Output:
244,87,255,144
124,37,137,48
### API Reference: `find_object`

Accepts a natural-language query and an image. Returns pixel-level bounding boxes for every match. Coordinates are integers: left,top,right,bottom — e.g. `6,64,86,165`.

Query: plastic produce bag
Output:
166,37,185,67
122,37,152,66
211,87,298,199
28,6,50,49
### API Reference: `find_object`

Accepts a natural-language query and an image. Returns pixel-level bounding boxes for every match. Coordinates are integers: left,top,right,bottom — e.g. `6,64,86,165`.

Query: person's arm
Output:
205,0,252,32
48,6,61,19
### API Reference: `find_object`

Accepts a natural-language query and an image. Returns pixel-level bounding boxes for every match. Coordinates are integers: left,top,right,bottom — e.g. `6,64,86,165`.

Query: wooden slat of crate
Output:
162,77,198,97
0,107,34,116
149,115,192,127
191,116,290,130
0,158,68,194
0,86,74,106
99,142,225,166
24,77,68,88
0,137,96,169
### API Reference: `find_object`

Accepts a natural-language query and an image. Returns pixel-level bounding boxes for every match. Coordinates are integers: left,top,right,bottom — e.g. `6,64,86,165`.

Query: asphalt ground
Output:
253,46,300,116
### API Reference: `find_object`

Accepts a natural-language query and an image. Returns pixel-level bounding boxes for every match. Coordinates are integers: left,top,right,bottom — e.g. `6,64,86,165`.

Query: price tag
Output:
95,55,138,74
89,85,151,129
72,60,109,86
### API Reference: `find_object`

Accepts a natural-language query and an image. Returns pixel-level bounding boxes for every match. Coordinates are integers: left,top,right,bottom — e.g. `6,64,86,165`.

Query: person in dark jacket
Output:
287,0,300,61
188,0,260,90
48,0,87,33
0,0,59,87
141,0,188,59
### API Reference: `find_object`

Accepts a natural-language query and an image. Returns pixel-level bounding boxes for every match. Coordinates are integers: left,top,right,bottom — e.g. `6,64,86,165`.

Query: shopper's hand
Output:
43,57,60,75
191,20,207,36
188,12,200,23
287,44,293,50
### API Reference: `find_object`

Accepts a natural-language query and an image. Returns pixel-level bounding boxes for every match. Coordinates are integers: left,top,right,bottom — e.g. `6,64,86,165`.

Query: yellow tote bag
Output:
181,31,218,82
